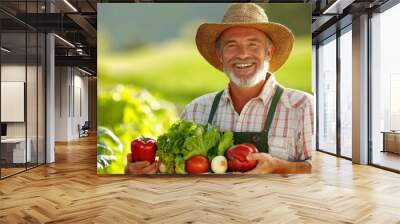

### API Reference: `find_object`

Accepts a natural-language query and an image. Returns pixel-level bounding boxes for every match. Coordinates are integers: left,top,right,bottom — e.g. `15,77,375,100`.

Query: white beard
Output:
224,60,270,88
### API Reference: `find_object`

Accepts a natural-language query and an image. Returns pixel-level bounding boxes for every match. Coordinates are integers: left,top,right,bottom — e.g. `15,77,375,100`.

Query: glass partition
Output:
38,32,45,165
0,1,46,179
317,35,337,155
27,0,39,168
339,26,352,158
371,3,400,171
27,30,38,169
1,30,28,178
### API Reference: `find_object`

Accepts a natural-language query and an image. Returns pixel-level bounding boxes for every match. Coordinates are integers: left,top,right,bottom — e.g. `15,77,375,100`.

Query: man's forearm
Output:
273,159,312,174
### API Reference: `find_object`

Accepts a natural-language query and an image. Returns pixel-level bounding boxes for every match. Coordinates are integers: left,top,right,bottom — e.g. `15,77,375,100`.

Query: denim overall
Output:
207,85,284,153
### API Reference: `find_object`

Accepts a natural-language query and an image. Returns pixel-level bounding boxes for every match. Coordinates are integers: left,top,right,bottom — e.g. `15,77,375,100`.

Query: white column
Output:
46,1,55,163
352,14,369,164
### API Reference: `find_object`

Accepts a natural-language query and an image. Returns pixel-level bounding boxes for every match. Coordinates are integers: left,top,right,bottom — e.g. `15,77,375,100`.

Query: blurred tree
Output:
261,3,311,37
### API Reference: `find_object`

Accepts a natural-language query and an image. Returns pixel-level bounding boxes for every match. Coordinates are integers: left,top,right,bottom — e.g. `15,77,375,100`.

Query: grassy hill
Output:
98,35,312,110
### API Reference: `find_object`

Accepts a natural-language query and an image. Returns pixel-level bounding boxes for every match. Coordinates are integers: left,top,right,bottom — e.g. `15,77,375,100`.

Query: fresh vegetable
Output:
217,132,235,156
131,137,157,163
226,144,258,172
98,85,177,174
156,120,233,174
97,127,122,174
211,156,228,174
175,156,187,174
207,131,234,161
159,162,167,173
182,124,220,160
186,155,209,174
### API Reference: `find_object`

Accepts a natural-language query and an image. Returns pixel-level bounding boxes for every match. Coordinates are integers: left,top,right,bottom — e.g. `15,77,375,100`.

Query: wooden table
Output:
0,138,31,164
381,131,400,154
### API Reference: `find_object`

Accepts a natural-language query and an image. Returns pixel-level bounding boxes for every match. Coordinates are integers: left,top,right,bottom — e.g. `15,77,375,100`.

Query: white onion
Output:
211,156,228,174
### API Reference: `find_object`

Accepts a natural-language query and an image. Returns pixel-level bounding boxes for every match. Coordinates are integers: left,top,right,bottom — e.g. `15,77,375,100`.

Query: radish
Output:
159,162,167,173
211,156,228,174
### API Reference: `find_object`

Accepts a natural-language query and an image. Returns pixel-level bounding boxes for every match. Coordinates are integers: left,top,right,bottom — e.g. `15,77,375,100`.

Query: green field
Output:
98,36,312,110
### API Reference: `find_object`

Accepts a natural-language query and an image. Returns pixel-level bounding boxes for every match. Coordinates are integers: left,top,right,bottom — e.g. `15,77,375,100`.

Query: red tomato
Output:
186,155,209,174
225,144,258,172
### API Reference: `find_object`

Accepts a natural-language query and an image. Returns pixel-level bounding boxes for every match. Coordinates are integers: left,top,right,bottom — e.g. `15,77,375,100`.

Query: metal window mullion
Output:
72,67,74,118
60,67,62,117
36,0,39,167
316,44,320,151
367,10,373,165
68,68,71,118
0,25,2,179
44,0,49,165
44,32,47,165
25,0,28,171
337,28,341,157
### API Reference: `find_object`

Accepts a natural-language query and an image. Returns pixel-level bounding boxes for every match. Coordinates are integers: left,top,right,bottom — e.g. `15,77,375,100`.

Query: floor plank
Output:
0,136,400,223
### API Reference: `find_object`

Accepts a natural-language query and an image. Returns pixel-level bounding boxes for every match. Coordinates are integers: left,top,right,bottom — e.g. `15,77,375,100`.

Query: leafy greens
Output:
156,120,233,174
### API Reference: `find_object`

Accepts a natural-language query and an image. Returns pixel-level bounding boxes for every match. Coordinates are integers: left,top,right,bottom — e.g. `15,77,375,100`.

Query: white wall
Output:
1,65,26,139
1,64,46,164
55,66,69,141
0,65,40,138
1,65,26,81
71,72,89,138
54,67,89,141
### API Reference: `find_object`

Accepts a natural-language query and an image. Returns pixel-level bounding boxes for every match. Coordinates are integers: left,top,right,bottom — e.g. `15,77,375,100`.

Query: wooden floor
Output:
373,151,400,171
1,163,44,178
0,167,25,178
1,136,400,223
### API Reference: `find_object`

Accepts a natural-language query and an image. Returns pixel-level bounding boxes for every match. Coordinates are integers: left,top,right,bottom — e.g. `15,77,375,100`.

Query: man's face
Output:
216,27,272,88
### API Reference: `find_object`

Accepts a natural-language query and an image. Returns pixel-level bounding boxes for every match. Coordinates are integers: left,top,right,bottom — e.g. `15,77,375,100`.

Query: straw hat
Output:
195,3,294,73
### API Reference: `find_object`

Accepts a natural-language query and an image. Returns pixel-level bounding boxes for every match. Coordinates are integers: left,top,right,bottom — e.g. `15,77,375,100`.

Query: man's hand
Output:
125,153,159,174
245,152,312,174
245,152,278,174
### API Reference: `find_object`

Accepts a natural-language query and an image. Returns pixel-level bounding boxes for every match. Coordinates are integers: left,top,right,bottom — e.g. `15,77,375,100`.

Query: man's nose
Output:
236,45,249,59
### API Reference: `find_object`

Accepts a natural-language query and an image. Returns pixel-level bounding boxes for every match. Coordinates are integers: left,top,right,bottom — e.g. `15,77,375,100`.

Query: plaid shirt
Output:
180,75,314,162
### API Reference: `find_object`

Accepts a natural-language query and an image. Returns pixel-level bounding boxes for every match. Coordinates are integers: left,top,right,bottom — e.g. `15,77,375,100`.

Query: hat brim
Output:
195,22,294,73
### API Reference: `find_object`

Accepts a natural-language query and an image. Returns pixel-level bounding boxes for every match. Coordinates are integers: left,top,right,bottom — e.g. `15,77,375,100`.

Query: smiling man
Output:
180,3,315,174
126,3,314,174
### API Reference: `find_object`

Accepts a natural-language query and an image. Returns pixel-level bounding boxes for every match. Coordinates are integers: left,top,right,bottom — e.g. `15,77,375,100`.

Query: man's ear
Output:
266,47,274,61
216,48,223,63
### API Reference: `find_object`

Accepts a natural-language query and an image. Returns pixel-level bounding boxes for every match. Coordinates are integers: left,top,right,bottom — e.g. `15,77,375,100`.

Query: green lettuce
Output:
175,156,187,174
217,131,234,156
156,120,233,174
206,130,233,161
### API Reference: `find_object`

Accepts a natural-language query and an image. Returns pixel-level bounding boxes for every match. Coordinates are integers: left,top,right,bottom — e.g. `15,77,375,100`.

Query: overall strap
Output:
263,85,284,133
207,90,224,124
